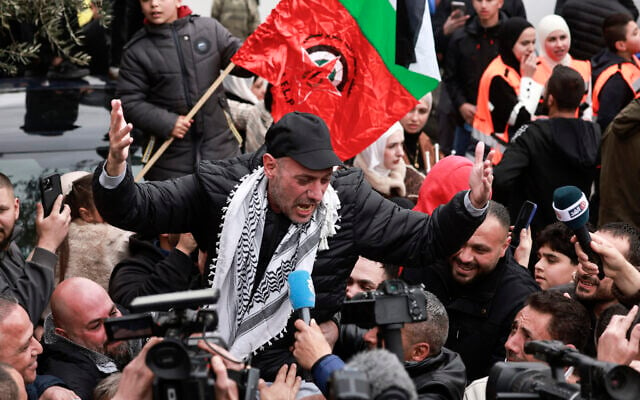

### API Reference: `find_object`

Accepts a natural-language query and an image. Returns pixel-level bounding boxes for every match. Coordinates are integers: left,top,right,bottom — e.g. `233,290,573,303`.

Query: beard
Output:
106,340,136,368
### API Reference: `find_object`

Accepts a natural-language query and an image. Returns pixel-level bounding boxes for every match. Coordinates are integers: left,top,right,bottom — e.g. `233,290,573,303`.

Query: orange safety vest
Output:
473,55,520,164
592,55,640,116
533,57,591,106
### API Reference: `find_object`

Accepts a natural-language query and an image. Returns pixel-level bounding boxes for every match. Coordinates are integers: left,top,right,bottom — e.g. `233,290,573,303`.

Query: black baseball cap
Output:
265,112,343,170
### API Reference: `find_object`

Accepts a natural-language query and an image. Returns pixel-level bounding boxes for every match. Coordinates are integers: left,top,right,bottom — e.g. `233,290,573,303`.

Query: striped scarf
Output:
209,167,340,359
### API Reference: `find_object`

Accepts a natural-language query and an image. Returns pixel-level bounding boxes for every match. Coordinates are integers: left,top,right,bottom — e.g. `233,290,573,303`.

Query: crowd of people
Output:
2,0,640,399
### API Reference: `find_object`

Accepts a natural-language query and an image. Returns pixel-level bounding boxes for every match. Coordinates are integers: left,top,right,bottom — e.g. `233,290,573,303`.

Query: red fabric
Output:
231,0,418,160
143,5,192,24
413,156,473,215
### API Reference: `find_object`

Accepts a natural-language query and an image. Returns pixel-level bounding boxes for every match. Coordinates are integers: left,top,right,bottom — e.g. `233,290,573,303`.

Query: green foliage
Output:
0,0,111,75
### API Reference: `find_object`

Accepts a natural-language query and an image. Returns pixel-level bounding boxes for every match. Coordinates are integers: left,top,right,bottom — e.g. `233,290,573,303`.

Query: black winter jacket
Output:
559,0,638,61
433,0,525,58
93,153,486,379
117,15,245,180
406,347,467,400
402,252,539,381
493,118,601,235
444,13,505,113
109,234,202,309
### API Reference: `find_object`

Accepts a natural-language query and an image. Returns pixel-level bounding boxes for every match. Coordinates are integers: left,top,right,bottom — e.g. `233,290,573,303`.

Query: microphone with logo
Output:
552,186,604,280
288,270,315,325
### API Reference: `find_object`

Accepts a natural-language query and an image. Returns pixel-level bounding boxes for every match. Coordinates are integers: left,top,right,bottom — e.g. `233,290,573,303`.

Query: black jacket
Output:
93,153,486,379
109,233,202,309
406,347,467,400
403,252,539,381
433,0,525,58
559,0,638,61
0,229,57,324
591,49,638,132
493,118,601,235
117,15,245,179
444,13,505,112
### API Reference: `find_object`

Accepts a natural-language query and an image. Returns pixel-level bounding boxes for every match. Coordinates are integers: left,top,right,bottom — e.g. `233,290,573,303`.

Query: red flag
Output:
231,0,426,161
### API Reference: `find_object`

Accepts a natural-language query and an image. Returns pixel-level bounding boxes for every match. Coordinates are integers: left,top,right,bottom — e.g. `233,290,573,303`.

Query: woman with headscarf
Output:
473,17,543,163
533,15,592,119
354,122,410,206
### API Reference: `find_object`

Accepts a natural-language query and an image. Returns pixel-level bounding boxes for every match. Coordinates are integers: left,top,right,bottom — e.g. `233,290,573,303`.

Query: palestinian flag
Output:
231,0,439,160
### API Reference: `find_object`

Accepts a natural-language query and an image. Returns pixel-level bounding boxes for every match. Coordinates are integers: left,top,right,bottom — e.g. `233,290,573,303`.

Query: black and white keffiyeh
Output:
209,167,340,359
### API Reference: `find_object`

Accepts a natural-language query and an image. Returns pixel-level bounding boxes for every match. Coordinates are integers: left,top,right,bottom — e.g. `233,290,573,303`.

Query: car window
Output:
0,76,142,256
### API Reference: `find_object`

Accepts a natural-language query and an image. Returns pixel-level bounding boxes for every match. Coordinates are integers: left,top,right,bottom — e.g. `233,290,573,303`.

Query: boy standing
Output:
117,0,248,180
592,13,640,132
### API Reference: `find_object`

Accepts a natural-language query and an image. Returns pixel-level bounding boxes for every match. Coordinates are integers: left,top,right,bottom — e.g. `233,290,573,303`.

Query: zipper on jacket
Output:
171,24,202,167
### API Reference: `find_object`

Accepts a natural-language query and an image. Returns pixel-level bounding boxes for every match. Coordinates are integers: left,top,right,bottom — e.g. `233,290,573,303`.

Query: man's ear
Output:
263,153,277,179
13,197,19,221
615,39,628,53
546,93,556,109
408,342,430,362
54,327,68,339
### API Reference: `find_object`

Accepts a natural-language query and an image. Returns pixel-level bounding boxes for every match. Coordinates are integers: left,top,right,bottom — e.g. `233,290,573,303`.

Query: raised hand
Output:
106,99,134,177
468,142,494,209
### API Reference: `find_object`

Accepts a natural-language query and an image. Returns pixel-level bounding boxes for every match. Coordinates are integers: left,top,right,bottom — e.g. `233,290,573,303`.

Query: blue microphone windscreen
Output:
552,186,589,230
288,270,315,310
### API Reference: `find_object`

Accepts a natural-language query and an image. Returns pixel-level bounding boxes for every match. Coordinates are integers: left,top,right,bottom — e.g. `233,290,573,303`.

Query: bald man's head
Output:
51,278,127,359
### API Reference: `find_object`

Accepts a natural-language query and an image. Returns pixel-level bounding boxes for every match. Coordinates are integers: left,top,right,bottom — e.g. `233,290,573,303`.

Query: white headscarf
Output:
357,122,404,177
538,15,571,67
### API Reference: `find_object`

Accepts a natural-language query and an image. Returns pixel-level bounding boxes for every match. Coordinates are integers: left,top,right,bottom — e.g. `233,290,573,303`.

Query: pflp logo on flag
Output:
231,0,440,161
280,33,356,105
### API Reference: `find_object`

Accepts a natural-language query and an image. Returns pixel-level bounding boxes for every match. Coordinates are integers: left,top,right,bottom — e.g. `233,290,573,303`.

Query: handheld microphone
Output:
344,349,418,400
288,270,315,325
552,186,604,279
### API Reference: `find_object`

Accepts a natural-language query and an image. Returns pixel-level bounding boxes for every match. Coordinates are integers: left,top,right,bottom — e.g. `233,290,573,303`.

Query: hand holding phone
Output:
511,201,537,249
39,173,63,217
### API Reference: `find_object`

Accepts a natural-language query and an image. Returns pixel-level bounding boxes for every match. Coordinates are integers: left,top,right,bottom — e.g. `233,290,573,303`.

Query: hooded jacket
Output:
117,10,245,180
493,118,601,234
591,49,640,132
599,98,640,228
109,233,202,309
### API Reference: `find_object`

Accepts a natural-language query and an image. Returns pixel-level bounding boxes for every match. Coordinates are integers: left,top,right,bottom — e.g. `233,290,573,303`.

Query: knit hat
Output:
413,156,472,215
499,17,534,72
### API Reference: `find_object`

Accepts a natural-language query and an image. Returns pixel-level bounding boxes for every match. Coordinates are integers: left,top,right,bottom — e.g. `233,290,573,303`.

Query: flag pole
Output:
134,62,237,182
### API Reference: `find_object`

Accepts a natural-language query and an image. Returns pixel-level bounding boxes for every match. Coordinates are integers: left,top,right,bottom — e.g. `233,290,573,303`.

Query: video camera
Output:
487,340,640,400
341,279,427,360
104,288,259,400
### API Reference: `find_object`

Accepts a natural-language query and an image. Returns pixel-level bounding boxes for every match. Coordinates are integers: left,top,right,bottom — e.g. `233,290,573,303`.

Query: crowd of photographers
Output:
4,0,640,399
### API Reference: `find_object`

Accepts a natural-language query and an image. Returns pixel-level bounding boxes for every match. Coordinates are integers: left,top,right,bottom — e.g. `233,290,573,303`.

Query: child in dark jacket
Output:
117,0,249,180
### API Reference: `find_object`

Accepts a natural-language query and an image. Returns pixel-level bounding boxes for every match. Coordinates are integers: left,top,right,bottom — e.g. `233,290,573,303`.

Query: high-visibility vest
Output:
473,55,520,164
533,57,591,106
592,56,640,116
